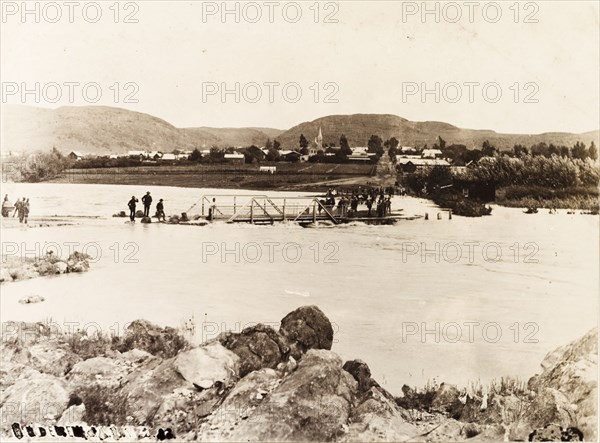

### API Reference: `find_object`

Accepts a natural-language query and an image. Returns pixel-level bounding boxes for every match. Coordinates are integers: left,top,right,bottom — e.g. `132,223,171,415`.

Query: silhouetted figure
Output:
366,198,373,217
208,198,216,221
128,196,138,221
1,194,9,217
22,198,30,224
156,199,166,221
13,197,23,218
142,191,152,217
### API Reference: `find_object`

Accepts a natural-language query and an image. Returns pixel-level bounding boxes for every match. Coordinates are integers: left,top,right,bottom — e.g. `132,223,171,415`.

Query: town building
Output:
422,148,443,159
68,151,85,160
223,153,245,164
396,157,450,173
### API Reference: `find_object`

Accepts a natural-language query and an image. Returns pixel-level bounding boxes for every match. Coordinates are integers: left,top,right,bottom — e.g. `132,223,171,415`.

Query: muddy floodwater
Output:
1,183,598,392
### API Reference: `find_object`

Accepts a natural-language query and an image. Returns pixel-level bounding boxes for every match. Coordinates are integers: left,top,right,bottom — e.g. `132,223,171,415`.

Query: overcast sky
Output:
1,1,599,133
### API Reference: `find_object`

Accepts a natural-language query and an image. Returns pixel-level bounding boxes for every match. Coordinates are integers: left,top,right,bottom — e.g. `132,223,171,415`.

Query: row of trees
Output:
442,140,598,166
292,132,600,167
405,153,599,197
408,155,598,192
466,155,599,189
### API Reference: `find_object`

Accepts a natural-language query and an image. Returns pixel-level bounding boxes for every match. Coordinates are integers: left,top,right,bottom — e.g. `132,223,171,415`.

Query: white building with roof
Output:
422,148,443,159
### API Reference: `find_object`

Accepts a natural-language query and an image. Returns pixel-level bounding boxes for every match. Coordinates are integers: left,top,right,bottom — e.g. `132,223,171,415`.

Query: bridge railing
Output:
192,195,342,223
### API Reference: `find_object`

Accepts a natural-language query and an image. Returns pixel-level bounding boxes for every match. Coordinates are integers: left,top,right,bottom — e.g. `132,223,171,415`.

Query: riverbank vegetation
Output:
402,142,599,215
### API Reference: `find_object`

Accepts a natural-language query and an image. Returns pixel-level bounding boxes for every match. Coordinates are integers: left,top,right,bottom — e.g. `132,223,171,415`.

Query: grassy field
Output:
50,163,377,191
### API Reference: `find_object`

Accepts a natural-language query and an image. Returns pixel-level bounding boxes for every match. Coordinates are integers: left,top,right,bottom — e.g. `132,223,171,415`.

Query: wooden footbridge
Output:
185,194,411,225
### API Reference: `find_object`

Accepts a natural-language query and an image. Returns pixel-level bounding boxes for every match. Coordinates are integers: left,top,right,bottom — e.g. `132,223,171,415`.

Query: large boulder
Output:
119,356,218,432
343,359,373,392
279,306,334,359
173,342,240,389
66,252,91,273
219,324,289,377
0,369,70,430
211,349,356,441
66,357,126,388
196,368,281,441
523,388,577,431
528,328,597,440
116,320,186,358
15,342,81,377
343,382,417,442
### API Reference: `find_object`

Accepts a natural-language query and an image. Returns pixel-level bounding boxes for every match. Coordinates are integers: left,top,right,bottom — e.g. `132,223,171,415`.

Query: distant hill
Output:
0,105,282,154
276,114,599,151
181,127,284,149
1,106,597,155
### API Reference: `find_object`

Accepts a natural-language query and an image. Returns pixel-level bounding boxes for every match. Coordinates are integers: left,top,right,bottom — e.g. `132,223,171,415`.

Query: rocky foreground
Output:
0,306,597,441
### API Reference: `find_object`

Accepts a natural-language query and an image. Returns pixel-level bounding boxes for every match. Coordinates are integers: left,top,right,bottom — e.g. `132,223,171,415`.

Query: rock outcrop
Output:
0,308,596,442
1,251,91,284
218,324,290,377
174,342,239,389
279,305,334,358
527,328,598,440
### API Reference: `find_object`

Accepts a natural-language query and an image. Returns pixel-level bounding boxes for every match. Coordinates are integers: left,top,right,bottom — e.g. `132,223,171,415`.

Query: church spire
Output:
315,126,323,149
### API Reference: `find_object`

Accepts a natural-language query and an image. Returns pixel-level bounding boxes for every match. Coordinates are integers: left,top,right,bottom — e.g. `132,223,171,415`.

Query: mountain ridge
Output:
1,105,597,155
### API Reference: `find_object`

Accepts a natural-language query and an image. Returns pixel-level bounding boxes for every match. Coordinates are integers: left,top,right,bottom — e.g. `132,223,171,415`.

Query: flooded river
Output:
1,183,598,392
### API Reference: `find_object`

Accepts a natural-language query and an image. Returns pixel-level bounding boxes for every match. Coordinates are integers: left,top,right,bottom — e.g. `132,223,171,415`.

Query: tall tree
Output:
589,141,598,161
571,141,588,160
265,147,280,161
384,137,399,162
189,148,202,162
367,135,384,156
339,134,352,156
438,136,446,150
299,134,309,149
273,139,281,150
513,144,528,157
482,140,496,157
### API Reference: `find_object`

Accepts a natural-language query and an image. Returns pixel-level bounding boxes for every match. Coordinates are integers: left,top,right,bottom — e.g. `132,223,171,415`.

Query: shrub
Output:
78,385,128,425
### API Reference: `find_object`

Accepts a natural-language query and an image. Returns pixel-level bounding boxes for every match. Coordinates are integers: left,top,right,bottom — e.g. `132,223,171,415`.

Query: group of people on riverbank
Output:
127,191,165,222
321,186,396,217
2,195,30,223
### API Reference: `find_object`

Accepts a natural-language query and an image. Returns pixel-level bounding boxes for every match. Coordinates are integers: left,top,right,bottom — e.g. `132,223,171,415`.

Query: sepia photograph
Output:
0,1,598,441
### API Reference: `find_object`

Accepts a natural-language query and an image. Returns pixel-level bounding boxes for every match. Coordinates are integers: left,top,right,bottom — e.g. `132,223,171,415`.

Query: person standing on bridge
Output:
208,198,216,221
142,191,153,217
